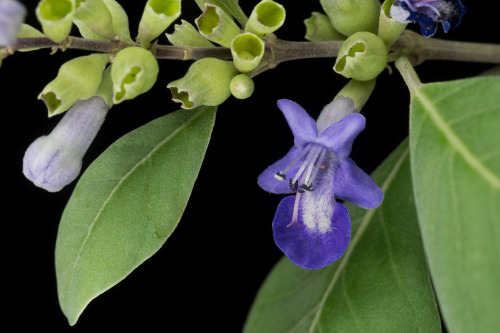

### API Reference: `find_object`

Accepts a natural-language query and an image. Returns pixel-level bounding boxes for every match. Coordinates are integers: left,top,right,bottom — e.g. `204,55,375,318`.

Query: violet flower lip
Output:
0,0,26,46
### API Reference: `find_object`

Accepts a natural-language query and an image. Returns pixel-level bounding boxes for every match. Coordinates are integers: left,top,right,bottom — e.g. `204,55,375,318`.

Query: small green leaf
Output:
409,76,500,332
244,140,441,333
55,106,217,325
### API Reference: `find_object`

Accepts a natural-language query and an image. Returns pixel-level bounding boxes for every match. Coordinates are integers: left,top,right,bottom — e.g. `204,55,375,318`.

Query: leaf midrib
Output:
414,88,500,189
307,147,410,333
65,108,208,310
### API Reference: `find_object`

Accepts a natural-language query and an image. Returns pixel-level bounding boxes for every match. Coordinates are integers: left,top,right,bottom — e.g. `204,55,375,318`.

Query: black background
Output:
3,0,498,331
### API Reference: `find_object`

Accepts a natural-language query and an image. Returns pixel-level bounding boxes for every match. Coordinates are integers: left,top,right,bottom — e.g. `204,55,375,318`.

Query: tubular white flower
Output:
23,96,109,192
0,0,26,46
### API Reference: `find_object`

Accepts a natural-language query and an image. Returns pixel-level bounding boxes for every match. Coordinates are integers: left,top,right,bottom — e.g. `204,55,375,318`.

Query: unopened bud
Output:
230,74,254,99
319,0,381,36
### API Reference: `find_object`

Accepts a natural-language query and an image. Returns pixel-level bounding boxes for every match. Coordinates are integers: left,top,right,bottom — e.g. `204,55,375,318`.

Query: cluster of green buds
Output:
309,0,407,81
167,0,286,108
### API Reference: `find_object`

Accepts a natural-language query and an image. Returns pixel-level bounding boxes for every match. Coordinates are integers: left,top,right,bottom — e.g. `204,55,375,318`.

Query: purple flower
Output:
23,96,109,192
0,0,26,46
258,98,383,269
391,0,465,37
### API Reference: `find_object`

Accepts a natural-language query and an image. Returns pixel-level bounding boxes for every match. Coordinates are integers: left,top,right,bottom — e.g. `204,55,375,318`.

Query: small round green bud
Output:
334,31,387,81
319,0,381,36
36,0,76,43
304,12,345,41
378,0,407,48
195,4,241,48
166,19,215,47
111,47,159,104
231,32,265,73
138,0,181,48
244,0,285,38
230,74,255,99
74,0,115,40
167,58,238,109
39,53,109,116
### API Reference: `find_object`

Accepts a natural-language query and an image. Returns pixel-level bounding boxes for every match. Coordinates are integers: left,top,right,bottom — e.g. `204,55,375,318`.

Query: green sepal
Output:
195,4,241,48
138,0,181,48
111,47,159,104
231,32,265,73
230,74,254,99
244,0,285,38
167,58,238,109
304,12,345,41
166,19,215,47
74,0,132,42
39,53,109,116
95,66,113,107
334,31,387,81
319,0,381,36
378,0,407,48
17,24,46,52
36,0,76,42
336,78,376,110
194,0,248,26
74,0,115,40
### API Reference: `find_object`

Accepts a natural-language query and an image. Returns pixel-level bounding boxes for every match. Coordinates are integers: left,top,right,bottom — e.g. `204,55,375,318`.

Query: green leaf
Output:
55,106,217,325
244,140,441,333
409,76,500,332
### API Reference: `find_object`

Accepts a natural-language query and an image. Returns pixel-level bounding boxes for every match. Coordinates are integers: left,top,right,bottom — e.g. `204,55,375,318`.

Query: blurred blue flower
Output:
258,98,383,269
391,0,466,37
23,96,109,192
0,0,26,46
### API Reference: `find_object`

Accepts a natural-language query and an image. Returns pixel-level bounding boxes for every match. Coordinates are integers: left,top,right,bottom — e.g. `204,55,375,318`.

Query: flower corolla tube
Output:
0,0,26,46
258,98,383,269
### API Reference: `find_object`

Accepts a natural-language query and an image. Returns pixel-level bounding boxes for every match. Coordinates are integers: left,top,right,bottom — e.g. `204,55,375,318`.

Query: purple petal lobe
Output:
277,99,318,147
273,196,351,270
0,0,26,46
333,158,383,209
316,113,365,158
258,146,301,194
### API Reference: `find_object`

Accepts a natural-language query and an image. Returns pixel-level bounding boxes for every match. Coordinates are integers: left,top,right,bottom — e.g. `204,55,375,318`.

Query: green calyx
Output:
166,20,215,47
36,0,76,42
304,12,345,41
167,58,238,109
111,47,159,104
230,74,255,99
38,53,109,116
195,4,241,48
231,32,265,73
378,0,407,48
74,0,115,40
334,31,388,81
138,0,181,48
245,0,285,38
319,0,381,36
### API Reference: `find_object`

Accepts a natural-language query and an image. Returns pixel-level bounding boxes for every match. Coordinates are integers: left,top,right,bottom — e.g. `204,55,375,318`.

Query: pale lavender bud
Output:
0,0,26,46
23,96,109,192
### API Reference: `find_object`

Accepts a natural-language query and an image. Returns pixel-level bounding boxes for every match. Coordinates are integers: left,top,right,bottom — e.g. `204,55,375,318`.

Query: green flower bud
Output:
166,19,215,47
195,4,241,48
36,0,76,42
231,32,265,73
244,0,285,38
39,53,109,116
334,31,387,81
74,0,115,40
319,0,381,36
17,24,46,52
167,58,238,109
111,47,159,104
304,12,345,41
73,0,133,42
138,0,181,48
378,0,407,48
230,74,254,99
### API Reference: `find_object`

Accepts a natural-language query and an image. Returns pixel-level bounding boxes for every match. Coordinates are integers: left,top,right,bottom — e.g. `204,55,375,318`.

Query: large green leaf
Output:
55,106,217,325
244,140,441,333
409,76,500,332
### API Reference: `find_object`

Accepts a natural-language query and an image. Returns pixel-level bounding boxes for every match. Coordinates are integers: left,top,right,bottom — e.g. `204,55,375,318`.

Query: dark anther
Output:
289,179,298,191
275,172,286,181
299,184,313,192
